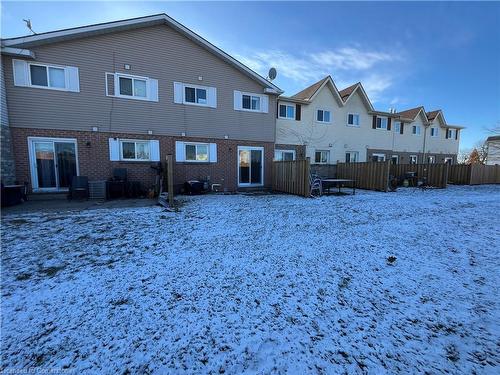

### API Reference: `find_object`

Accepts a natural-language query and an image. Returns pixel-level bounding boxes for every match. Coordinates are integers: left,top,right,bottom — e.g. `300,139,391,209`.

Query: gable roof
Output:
396,106,427,122
486,135,500,142
426,110,440,121
339,83,359,102
291,77,330,101
1,13,282,94
290,75,344,105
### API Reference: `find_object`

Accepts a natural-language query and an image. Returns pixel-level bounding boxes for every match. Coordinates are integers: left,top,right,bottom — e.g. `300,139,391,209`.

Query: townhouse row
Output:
0,14,463,194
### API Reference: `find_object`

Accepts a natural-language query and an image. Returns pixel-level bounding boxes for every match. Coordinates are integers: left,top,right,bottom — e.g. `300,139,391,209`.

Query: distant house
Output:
485,136,500,165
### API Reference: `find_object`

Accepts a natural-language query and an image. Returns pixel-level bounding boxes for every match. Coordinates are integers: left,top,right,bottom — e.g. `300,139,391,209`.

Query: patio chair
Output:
309,173,322,198
68,176,89,200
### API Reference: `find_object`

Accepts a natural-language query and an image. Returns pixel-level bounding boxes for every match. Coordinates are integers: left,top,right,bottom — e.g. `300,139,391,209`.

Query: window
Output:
118,75,147,98
444,157,453,164
347,113,360,127
412,125,421,135
274,150,296,161
242,94,261,111
279,104,295,119
345,151,359,163
447,129,455,139
185,143,209,162
430,127,439,137
393,121,401,133
427,156,435,164
185,86,207,104
410,155,418,164
376,117,388,129
315,150,329,164
29,64,66,89
391,155,399,165
372,153,386,162
120,140,150,161
316,109,331,123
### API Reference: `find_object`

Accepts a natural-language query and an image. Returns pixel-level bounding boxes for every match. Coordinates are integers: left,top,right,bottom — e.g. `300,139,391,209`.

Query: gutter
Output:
1,47,35,59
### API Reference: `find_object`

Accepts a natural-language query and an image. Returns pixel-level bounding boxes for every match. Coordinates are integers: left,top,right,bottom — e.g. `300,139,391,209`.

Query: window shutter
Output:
261,95,269,113
372,116,377,129
109,138,120,161
150,140,160,161
276,102,279,118
148,79,159,102
295,104,301,121
209,143,217,162
105,73,115,96
400,123,404,134
12,59,29,87
445,129,449,139
208,87,217,108
233,91,242,110
387,118,392,131
173,82,183,104
65,66,80,92
175,141,185,162
455,129,459,140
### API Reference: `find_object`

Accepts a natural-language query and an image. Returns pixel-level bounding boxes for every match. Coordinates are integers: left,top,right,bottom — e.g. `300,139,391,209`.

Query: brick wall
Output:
10,128,274,193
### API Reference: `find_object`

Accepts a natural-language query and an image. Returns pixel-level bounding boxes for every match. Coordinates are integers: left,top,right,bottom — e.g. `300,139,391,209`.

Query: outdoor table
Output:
321,178,356,195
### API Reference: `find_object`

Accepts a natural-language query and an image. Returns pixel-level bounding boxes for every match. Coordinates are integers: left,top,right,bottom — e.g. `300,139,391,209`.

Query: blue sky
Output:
2,1,499,150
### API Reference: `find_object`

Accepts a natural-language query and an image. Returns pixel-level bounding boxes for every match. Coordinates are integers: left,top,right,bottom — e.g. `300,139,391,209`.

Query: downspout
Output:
422,124,428,162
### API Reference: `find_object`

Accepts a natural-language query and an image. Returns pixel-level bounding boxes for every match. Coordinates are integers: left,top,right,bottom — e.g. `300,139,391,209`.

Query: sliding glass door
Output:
29,138,78,191
238,146,264,187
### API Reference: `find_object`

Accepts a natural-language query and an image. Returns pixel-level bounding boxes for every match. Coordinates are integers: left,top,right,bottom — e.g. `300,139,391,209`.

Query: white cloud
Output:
234,47,402,102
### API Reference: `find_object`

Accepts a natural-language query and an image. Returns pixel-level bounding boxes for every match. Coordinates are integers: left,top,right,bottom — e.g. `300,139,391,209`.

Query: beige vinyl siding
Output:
3,25,276,142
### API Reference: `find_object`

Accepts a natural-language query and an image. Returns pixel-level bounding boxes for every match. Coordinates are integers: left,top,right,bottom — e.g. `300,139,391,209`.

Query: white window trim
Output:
27,136,80,192
184,142,210,163
238,146,264,187
345,151,359,163
315,150,330,164
391,155,399,164
376,116,388,130
278,103,295,120
427,155,435,164
430,127,439,137
444,157,453,164
239,91,264,113
119,139,151,161
316,109,332,124
182,83,211,107
412,125,422,136
347,113,360,127
393,121,401,133
372,153,386,161
274,149,296,161
410,155,418,164
27,61,69,91
447,129,455,139
114,73,151,101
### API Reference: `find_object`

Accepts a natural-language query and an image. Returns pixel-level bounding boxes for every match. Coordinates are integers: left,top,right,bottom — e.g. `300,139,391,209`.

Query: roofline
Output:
368,110,400,118
1,13,283,94
277,96,309,104
343,83,375,112
310,76,344,105
0,47,35,58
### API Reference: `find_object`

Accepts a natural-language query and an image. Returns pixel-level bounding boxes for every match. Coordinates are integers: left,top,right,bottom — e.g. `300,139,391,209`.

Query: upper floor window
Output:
393,121,401,133
234,91,268,113
274,150,296,161
372,153,386,162
376,117,388,129
430,127,439,137
316,109,331,123
106,72,158,102
347,113,360,127
279,104,295,119
315,150,329,164
447,129,456,139
412,125,421,135
13,59,80,92
410,155,418,164
427,155,435,164
174,82,216,108
120,140,150,161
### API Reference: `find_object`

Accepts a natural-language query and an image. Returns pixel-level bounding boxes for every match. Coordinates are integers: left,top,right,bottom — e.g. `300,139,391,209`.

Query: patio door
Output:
29,137,79,191
238,146,264,187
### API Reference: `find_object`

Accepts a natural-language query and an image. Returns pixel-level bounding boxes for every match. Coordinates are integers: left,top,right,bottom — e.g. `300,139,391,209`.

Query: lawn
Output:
1,186,499,374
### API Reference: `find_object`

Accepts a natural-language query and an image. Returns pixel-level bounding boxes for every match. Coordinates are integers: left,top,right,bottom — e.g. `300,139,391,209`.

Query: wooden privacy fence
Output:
390,163,449,188
337,161,390,191
272,158,310,197
449,164,500,185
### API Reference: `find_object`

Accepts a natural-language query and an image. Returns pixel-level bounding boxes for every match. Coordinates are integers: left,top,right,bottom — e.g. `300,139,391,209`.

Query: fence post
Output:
384,160,391,192
303,157,310,197
166,154,174,207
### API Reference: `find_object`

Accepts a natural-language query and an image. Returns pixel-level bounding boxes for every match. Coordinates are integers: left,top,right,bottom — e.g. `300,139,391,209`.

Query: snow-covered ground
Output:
1,186,499,374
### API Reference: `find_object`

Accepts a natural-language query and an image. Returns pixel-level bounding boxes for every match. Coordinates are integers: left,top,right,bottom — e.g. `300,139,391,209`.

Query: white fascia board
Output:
1,47,35,59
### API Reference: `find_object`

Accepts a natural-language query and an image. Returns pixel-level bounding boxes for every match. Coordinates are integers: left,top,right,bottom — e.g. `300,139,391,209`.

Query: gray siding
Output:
1,58,16,184
3,25,276,142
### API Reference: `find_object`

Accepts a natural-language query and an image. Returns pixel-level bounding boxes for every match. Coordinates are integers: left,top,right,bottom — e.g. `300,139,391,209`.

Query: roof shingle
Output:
338,83,359,102
396,107,425,120
291,76,330,101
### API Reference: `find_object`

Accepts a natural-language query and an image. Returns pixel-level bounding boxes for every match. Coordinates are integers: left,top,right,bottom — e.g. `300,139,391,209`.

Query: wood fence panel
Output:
390,163,448,188
336,161,390,191
470,164,500,185
448,165,472,185
273,158,310,197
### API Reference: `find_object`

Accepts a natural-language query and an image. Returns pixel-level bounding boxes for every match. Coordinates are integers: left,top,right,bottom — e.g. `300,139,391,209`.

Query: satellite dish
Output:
268,67,277,81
